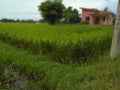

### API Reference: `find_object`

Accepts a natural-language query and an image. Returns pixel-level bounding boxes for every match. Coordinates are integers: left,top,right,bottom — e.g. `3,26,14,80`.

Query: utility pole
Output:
110,0,120,59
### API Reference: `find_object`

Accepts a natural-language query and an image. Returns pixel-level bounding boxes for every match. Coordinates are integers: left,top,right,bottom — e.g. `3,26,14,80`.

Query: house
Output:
81,7,115,25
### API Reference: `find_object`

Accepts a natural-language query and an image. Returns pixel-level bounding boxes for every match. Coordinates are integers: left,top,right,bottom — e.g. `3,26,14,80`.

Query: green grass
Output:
1,23,119,89
0,41,120,89
0,40,71,89
0,23,113,63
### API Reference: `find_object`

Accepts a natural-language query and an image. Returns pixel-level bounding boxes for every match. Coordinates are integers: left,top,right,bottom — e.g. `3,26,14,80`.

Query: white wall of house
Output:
99,14,114,25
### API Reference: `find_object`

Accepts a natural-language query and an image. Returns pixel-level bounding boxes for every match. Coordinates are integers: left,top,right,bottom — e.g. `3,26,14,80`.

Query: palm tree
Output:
110,0,120,59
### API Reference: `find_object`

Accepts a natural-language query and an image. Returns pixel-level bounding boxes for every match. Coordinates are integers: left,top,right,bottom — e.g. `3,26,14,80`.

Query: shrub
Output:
80,21,89,25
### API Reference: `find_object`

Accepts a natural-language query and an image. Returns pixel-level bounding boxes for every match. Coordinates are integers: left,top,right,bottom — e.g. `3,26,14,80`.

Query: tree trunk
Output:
110,0,120,59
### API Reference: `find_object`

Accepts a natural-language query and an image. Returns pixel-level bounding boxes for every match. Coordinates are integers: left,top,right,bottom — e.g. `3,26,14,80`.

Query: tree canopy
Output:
63,7,80,24
38,0,65,24
103,7,109,12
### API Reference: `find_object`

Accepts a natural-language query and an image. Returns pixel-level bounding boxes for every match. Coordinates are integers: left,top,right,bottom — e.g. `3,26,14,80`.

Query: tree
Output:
38,0,65,24
110,0,120,59
63,7,80,24
103,7,109,12
70,9,81,23
0,18,15,23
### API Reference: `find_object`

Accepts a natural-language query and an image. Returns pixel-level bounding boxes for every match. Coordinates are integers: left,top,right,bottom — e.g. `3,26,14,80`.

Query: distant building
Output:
81,7,115,25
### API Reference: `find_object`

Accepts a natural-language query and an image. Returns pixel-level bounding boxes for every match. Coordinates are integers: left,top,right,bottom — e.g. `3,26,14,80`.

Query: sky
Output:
0,0,118,20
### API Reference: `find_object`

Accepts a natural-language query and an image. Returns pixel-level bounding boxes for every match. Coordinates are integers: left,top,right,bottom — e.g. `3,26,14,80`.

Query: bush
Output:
80,21,89,25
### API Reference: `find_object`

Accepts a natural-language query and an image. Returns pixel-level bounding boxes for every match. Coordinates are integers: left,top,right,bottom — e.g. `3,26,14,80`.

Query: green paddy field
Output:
0,23,120,89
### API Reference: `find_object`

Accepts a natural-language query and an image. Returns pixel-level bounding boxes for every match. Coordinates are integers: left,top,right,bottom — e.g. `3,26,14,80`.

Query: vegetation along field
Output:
1,23,120,89
0,23,113,63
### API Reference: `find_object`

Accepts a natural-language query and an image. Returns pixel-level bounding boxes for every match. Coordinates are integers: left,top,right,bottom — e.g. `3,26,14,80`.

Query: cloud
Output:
63,0,118,13
0,0,118,20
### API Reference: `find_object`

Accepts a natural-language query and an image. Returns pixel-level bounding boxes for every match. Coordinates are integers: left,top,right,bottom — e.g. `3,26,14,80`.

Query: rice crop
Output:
1,23,120,89
0,23,113,64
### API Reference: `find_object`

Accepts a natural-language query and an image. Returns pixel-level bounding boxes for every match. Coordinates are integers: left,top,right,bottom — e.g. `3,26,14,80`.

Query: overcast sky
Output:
0,0,118,20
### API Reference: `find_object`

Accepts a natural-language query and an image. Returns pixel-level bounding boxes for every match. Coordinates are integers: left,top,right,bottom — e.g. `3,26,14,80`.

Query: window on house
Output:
103,16,105,21
86,16,90,21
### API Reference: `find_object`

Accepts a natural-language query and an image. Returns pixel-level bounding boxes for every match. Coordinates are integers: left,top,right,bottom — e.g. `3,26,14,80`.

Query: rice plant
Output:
0,23,113,64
